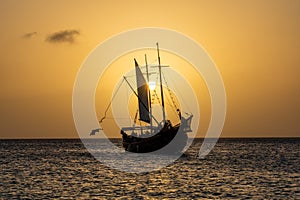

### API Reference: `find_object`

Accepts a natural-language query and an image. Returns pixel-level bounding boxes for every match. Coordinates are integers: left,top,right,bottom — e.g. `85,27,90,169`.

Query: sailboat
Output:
120,43,193,153
98,43,193,153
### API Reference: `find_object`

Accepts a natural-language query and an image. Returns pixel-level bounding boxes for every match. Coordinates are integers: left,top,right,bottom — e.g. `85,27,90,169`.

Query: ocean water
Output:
0,138,299,199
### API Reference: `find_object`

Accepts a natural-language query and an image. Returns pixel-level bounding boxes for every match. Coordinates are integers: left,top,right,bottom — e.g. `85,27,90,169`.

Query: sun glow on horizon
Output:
1,0,300,139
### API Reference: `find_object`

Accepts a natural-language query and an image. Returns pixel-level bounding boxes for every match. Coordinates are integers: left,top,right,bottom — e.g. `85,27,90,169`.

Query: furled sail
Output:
134,59,150,123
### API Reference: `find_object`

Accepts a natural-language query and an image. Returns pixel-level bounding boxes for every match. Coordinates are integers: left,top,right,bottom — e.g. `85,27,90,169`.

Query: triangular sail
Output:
135,59,150,123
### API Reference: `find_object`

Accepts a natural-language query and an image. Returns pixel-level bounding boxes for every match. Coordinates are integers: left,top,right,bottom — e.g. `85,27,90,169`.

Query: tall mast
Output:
157,43,166,123
145,54,153,130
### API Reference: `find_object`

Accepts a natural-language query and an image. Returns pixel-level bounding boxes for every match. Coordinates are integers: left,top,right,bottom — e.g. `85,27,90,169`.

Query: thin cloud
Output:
22,32,38,39
46,29,80,44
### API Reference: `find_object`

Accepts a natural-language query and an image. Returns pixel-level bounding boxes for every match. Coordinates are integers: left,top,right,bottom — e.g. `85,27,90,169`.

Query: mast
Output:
145,54,153,131
157,43,166,123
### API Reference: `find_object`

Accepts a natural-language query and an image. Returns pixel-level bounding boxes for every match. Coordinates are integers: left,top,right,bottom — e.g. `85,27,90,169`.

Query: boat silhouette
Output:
99,43,193,153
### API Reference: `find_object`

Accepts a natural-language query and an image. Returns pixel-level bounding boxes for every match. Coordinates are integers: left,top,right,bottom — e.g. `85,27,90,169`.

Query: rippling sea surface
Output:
1,138,299,199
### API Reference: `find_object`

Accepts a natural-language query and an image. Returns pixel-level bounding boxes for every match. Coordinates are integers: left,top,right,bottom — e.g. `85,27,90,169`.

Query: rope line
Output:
99,79,125,123
162,71,179,111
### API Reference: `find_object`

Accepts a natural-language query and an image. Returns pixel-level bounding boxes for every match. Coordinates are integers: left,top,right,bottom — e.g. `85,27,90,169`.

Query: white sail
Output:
135,59,150,123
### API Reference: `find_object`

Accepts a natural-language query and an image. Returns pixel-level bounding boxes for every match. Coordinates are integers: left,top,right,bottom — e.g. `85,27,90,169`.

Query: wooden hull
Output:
121,122,188,153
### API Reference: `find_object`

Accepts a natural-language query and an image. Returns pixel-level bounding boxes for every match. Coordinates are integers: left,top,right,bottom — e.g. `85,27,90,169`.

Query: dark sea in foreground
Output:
1,138,299,199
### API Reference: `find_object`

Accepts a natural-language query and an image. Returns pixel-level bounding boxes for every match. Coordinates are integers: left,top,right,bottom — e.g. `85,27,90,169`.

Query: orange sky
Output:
0,0,299,138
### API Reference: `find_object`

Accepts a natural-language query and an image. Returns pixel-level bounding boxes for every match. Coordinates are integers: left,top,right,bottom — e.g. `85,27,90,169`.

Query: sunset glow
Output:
0,1,299,138
148,81,156,91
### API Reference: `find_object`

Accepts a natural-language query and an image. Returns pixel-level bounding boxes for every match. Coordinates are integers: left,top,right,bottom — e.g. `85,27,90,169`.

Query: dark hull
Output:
121,122,188,153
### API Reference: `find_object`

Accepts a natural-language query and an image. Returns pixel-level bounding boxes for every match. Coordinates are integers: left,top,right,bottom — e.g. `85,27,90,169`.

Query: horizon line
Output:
1,136,299,140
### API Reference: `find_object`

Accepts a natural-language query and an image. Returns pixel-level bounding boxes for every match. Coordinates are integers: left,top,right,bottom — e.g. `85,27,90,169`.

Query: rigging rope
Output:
153,90,161,105
99,79,125,124
162,72,179,112
164,71,192,113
